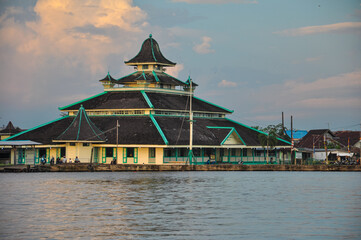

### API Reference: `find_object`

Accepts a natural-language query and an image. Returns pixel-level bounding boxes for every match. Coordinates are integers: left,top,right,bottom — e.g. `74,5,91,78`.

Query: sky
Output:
0,0,360,132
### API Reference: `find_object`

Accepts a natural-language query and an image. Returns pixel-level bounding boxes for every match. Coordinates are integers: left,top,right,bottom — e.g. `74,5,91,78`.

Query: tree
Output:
258,128,278,164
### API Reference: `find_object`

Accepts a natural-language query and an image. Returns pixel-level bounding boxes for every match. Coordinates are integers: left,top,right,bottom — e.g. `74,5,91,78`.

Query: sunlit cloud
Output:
253,70,361,111
166,63,184,78
218,79,237,87
193,36,215,54
172,0,258,4
0,0,148,73
274,22,361,36
0,0,149,112
305,56,321,62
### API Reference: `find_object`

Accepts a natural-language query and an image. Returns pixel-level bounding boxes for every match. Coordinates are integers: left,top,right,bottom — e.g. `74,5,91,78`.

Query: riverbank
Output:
1,164,360,172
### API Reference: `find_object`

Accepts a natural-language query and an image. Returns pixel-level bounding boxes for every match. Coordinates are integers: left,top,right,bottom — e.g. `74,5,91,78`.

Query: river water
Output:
0,172,360,239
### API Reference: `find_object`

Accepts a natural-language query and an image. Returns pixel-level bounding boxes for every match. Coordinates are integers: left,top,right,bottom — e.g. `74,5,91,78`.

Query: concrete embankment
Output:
2,164,360,172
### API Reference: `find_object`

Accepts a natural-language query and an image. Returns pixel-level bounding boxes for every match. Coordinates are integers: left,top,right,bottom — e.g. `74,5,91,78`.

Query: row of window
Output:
69,143,89,146
139,65,161,70
153,111,223,118
86,110,145,116
104,147,156,158
164,148,277,158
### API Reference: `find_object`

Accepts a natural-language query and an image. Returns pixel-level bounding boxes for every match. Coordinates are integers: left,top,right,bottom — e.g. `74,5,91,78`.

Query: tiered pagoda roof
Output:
54,105,105,142
58,91,231,114
3,35,291,149
7,116,289,146
125,34,176,66
116,71,198,87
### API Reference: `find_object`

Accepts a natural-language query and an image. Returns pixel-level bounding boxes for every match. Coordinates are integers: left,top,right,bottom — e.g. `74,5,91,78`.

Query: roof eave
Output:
124,61,176,67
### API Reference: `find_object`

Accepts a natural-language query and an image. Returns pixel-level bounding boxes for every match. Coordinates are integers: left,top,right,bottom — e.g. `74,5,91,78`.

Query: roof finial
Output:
149,33,152,38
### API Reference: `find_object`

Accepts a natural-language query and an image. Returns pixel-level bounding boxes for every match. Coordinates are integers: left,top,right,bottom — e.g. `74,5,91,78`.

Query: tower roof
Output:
116,71,195,87
125,34,176,66
0,121,22,135
99,72,117,82
54,105,106,142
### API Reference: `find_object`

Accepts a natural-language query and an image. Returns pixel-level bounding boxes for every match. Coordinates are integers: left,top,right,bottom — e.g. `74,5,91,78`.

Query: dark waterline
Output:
0,172,360,239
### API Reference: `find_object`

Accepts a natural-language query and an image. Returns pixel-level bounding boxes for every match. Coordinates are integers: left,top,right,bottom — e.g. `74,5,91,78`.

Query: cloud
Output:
274,22,361,36
173,0,258,4
305,56,321,62
0,0,150,125
193,36,215,54
253,70,361,112
166,63,184,78
0,0,148,73
218,79,237,87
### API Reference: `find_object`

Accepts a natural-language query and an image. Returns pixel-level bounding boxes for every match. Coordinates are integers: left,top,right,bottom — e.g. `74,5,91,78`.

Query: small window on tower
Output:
142,65,148,70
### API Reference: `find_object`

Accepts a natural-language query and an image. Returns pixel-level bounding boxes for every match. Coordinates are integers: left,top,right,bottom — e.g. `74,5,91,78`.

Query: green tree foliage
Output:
256,124,290,163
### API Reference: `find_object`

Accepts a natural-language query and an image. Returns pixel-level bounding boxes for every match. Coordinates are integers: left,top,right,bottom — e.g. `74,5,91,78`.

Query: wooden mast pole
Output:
116,120,119,163
291,115,294,164
189,77,193,165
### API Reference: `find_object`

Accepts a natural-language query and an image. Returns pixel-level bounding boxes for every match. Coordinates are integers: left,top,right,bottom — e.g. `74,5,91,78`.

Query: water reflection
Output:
0,172,360,239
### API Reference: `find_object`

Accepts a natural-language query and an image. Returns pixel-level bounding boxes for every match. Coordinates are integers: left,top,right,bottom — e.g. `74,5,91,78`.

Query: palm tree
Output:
258,129,278,164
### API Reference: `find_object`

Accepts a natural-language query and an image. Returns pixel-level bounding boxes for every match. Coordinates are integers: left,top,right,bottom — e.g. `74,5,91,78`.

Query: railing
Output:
164,155,293,165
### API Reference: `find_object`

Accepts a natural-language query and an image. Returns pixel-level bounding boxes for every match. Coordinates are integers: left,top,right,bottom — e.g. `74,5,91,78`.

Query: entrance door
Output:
38,148,47,163
18,149,26,164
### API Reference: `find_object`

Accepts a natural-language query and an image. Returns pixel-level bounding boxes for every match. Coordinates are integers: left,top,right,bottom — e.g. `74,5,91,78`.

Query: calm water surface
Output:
0,172,360,239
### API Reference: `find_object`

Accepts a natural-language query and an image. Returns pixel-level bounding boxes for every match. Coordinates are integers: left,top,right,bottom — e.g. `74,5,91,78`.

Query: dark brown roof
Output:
99,72,117,82
6,116,165,145
116,71,196,87
55,106,106,142
334,131,360,146
6,115,290,147
5,117,74,144
59,91,149,111
146,92,232,113
125,35,176,66
60,90,229,114
296,129,335,149
155,117,290,146
0,121,23,135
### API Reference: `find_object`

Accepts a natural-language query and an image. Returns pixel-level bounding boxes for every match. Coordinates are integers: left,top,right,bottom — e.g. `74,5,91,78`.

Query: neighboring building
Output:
296,129,352,162
1,35,291,165
0,121,24,164
0,121,23,140
334,131,361,159
285,130,308,143
334,131,361,149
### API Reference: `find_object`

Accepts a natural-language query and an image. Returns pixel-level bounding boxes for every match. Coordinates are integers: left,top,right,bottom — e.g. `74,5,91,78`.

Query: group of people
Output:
110,158,117,165
40,156,81,165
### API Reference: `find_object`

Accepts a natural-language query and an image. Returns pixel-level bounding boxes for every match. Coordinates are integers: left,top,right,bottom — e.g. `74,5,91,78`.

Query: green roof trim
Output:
150,36,157,62
117,71,138,81
138,71,147,80
152,71,160,82
185,76,191,85
59,92,107,110
82,108,106,141
76,106,83,140
3,116,70,141
141,91,154,108
150,114,168,145
225,118,291,145
193,96,234,113
207,126,246,145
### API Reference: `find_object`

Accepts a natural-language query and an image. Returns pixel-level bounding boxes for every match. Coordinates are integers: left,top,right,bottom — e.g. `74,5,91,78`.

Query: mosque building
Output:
2,35,292,165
